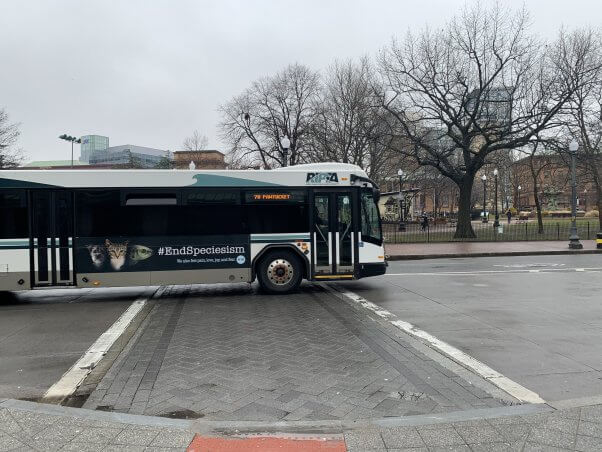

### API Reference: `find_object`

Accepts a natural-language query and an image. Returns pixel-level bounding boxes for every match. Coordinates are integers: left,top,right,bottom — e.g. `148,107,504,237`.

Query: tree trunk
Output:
529,160,544,234
454,176,476,239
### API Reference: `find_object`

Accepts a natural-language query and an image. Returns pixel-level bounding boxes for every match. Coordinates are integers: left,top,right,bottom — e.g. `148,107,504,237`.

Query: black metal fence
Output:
383,219,600,243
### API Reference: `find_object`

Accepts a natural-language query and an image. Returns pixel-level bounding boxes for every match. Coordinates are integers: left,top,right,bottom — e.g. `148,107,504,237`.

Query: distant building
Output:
21,160,89,169
173,150,227,169
80,135,109,162
89,145,172,168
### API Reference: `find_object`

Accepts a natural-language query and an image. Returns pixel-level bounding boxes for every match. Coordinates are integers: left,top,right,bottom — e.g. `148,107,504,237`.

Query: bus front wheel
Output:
0,291,19,304
257,250,302,294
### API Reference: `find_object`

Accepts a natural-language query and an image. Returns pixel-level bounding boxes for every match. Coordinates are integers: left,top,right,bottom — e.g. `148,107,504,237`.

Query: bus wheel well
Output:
252,245,310,280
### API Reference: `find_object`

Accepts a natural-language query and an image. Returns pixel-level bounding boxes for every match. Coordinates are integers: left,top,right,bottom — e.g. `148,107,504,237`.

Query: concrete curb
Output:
386,249,602,261
0,398,552,434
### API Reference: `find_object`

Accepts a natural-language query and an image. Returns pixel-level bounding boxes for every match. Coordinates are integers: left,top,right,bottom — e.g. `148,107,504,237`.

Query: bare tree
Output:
0,108,23,168
558,28,602,226
182,130,209,151
219,63,320,168
307,58,394,179
377,4,592,238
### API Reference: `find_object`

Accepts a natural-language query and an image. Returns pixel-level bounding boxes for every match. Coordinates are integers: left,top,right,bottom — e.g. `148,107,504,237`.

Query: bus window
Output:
360,189,383,245
0,190,28,239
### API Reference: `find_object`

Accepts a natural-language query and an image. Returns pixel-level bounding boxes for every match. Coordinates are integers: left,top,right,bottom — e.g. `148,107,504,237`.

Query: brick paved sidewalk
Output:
83,284,504,421
1,398,602,451
386,240,601,260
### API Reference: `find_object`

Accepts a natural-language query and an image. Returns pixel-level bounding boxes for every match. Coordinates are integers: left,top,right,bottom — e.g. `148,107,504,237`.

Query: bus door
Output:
311,190,357,277
30,190,75,287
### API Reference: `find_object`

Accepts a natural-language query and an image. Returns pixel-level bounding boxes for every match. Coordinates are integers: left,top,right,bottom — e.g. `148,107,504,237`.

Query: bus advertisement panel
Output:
76,235,250,273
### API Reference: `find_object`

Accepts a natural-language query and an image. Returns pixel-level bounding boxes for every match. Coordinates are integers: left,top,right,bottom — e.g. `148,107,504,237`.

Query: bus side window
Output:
0,190,28,239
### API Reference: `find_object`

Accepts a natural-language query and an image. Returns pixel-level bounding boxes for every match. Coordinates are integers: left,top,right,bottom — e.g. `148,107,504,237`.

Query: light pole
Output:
517,185,522,220
397,169,406,231
59,134,81,168
493,168,499,228
280,136,290,167
584,188,588,213
568,139,583,249
481,174,488,223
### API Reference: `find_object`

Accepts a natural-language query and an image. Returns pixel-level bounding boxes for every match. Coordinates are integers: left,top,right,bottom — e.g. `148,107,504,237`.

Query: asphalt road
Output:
0,287,151,401
339,254,602,402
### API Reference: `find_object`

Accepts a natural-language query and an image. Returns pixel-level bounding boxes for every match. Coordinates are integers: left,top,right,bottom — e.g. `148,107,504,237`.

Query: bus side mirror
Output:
373,189,381,203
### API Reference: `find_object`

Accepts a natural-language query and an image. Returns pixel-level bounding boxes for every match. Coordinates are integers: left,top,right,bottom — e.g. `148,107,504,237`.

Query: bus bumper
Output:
358,262,387,278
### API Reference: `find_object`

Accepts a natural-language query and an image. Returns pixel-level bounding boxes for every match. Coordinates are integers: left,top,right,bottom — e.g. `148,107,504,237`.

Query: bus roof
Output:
0,163,375,189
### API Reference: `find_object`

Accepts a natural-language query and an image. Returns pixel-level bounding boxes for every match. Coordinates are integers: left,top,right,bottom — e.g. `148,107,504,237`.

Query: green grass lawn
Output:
383,218,600,243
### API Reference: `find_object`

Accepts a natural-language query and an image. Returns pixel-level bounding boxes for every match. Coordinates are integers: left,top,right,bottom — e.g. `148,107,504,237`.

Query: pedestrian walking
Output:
506,210,512,224
420,212,429,231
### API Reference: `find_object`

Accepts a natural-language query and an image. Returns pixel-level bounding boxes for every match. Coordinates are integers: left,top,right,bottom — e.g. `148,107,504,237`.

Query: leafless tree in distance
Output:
219,63,320,169
377,3,592,238
183,130,209,151
307,58,395,179
0,108,24,169
557,28,602,226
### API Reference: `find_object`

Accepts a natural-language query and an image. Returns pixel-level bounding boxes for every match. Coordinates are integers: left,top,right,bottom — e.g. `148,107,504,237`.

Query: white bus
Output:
0,163,385,297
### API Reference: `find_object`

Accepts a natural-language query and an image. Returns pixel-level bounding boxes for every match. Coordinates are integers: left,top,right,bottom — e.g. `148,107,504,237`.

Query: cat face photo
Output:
86,244,106,269
105,239,129,271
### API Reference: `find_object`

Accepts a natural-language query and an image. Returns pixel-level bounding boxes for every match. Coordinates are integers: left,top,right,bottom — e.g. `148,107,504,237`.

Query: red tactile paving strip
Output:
187,434,347,451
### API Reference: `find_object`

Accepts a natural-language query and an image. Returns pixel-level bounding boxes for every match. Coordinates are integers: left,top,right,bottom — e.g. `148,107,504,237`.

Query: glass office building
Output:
89,145,172,168
80,135,109,162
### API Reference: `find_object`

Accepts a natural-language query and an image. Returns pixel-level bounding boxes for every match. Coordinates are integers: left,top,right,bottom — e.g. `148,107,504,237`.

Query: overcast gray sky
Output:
0,0,600,162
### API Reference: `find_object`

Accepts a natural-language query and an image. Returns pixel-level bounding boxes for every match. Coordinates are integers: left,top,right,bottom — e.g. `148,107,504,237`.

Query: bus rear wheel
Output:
257,250,302,294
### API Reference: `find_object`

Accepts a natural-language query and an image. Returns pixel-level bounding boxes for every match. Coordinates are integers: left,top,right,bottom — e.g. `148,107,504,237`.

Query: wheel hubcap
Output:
267,259,294,286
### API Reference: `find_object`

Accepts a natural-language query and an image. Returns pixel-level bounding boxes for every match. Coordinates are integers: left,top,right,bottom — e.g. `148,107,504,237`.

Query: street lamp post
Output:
517,185,522,220
59,134,81,168
493,168,500,228
397,169,406,231
568,140,583,249
584,188,588,213
481,174,488,223
280,136,290,167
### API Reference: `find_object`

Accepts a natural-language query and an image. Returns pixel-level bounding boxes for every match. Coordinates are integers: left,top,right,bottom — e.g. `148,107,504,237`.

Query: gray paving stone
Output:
344,429,385,450
575,434,602,451
415,427,466,447
577,420,602,438
526,426,576,449
380,426,426,449
112,428,159,446
61,443,107,451
148,429,195,448
454,424,505,444
73,427,123,445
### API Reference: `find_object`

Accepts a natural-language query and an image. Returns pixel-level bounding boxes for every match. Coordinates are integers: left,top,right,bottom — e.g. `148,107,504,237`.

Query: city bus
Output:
0,163,385,298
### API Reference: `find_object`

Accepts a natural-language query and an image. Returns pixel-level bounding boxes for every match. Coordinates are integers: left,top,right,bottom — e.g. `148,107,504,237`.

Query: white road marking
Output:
384,267,602,277
325,285,546,405
43,297,147,403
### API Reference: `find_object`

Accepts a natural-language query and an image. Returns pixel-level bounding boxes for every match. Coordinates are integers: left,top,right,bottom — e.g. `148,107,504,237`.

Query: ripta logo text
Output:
306,172,339,184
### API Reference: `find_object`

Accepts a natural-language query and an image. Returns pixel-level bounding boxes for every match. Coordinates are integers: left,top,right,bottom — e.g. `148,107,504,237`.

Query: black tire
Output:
0,291,19,305
256,249,303,294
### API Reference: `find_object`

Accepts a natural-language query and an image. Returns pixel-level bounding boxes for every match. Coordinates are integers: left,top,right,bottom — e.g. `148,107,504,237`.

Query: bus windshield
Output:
360,189,383,245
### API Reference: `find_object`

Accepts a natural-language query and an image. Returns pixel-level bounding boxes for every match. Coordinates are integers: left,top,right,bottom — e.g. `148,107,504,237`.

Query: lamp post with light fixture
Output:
280,136,290,167
59,134,81,168
517,185,522,219
568,140,583,249
397,169,406,231
481,174,488,223
493,168,499,228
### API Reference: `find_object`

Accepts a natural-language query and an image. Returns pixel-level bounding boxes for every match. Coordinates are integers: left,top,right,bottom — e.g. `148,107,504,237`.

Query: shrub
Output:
584,210,599,218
